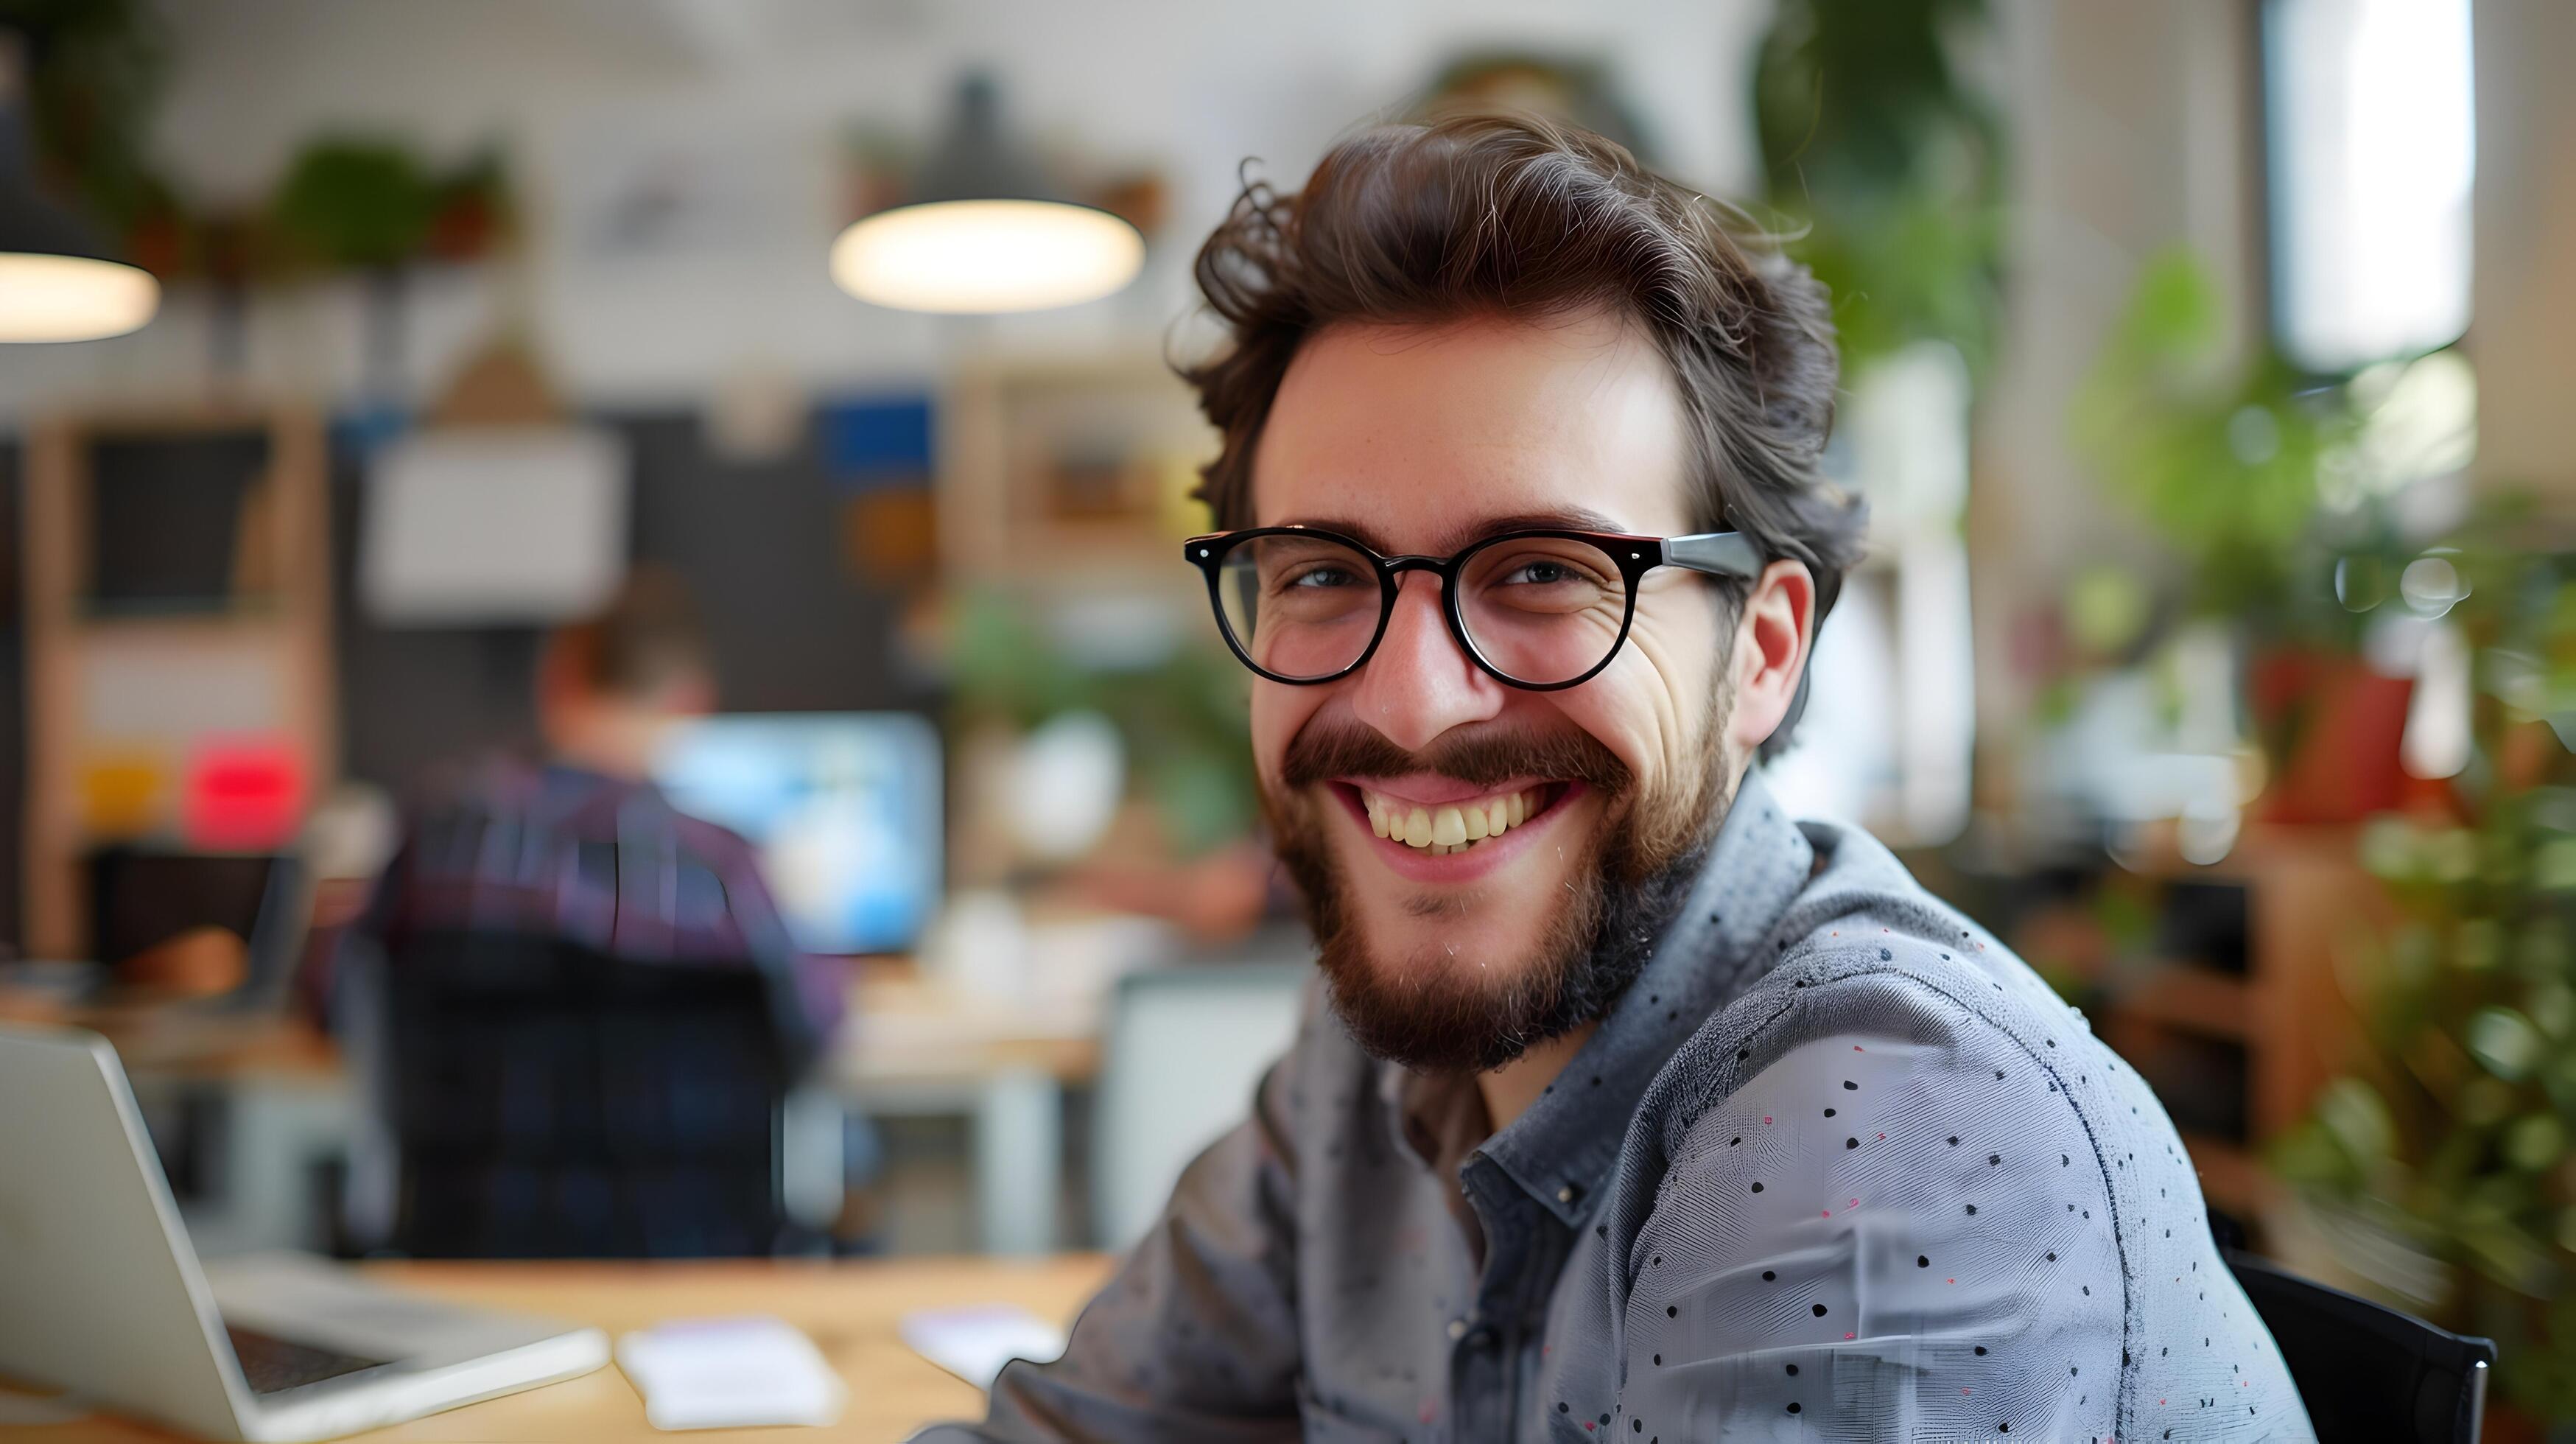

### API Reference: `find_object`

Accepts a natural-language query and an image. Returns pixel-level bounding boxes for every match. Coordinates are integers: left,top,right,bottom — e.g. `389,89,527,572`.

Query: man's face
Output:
1249,309,1744,1073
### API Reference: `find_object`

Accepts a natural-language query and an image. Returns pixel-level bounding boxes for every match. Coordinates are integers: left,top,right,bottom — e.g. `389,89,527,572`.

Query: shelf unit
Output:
22,407,335,961
936,351,1216,600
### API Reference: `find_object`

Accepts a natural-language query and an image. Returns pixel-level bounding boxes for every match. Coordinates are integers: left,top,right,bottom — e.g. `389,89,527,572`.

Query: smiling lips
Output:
1359,786,1548,856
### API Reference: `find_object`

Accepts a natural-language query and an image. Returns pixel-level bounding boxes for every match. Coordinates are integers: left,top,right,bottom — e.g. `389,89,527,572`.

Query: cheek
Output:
1567,611,1724,787
1249,683,1323,785
1548,675,1672,791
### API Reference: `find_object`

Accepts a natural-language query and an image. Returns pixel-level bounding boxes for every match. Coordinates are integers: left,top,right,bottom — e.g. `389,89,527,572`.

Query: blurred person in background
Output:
333,569,844,1067
924,113,2310,1442
326,571,863,1245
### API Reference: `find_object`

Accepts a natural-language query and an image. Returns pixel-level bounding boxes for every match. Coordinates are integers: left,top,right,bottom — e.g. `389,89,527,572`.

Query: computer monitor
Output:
653,713,941,956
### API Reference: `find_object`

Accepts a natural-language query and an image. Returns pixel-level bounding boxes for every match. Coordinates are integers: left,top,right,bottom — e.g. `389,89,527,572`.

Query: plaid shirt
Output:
342,758,844,1067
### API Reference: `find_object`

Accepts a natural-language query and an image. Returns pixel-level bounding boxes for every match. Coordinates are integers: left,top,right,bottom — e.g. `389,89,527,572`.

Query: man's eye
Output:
1288,565,1362,589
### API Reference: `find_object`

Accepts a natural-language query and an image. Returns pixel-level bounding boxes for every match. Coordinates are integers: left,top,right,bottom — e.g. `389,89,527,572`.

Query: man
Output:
331,572,849,1249
927,113,2308,1441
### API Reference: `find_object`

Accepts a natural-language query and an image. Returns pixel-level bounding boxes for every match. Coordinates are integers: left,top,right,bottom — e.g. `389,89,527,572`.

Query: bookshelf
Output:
2102,826,2379,1226
22,407,335,961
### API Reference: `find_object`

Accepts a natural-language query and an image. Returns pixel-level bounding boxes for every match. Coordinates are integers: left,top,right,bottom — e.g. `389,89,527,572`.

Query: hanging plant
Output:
4,0,170,236
1752,0,2004,376
270,139,438,273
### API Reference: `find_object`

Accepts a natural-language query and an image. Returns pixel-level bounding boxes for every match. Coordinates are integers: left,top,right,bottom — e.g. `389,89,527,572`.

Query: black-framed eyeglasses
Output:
1183,525,1763,691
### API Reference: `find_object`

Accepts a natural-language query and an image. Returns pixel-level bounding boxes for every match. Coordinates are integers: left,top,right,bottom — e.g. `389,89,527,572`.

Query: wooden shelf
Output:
23,407,336,960
2111,965,2250,1040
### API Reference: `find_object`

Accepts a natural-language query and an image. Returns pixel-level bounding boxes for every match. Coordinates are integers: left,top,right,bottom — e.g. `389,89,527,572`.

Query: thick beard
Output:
1263,687,1733,1075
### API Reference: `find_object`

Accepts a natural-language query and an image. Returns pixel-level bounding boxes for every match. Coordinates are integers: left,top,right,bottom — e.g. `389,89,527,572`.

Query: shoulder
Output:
1621,907,2129,1268
1607,933,2130,1437
1647,928,2113,1224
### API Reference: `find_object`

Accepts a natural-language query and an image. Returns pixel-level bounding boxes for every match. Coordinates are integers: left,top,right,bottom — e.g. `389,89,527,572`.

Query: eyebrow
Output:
1270,506,1640,555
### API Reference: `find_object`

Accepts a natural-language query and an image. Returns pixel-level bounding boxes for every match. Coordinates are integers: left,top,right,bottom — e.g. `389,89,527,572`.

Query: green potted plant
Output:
2071,248,2432,824
2270,522,2576,1426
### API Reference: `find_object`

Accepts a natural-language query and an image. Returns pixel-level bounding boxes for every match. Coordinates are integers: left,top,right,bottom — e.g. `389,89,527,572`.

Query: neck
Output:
1477,1022,1598,1132
544,709,664,783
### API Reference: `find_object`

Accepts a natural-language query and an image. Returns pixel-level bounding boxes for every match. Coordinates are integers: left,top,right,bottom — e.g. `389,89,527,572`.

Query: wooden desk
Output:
2,1255,1114,1443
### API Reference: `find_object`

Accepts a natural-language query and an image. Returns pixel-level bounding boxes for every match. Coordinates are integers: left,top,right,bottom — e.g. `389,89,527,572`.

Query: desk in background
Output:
839,969,1101,1258
0,1254,1115,1443
0,964,1106,1258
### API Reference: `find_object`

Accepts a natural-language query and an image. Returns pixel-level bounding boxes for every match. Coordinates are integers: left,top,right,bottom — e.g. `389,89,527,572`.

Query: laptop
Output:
0,1023,608,1442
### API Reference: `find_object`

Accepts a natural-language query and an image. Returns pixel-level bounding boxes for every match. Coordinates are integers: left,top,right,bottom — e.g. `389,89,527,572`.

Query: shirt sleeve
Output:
1612,964,2126,1442
909,1045,1307,1443
312,833,415,1031
706,842,844,1076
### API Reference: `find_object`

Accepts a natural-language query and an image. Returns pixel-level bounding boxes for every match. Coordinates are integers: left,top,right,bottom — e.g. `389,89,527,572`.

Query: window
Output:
2264,0,2476,374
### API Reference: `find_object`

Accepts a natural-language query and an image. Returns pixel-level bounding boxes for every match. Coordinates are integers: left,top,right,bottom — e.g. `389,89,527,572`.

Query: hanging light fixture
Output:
0,38,158,343
830,73,1143,315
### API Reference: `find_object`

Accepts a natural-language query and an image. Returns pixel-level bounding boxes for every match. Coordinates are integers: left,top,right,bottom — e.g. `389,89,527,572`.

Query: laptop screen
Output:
88,847,285,976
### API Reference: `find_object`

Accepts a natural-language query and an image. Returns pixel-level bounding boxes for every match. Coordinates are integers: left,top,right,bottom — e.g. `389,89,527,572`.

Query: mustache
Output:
1279,718,1635,795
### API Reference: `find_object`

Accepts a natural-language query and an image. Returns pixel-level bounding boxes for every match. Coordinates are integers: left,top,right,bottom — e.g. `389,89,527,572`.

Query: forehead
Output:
1248,309,1694,550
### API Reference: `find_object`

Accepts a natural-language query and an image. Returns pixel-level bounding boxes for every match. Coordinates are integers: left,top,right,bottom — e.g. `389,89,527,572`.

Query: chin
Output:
1288,785,1617,1074
1258,717,1723,1075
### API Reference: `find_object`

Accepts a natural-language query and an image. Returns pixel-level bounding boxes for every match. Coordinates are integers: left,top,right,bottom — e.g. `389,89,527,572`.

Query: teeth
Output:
1431,807,1467,847
1359,788,1546,851
1404,807,1433,847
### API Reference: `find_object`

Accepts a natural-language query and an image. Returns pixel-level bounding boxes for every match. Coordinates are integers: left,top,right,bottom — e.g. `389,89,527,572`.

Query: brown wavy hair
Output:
1179,111,1865,744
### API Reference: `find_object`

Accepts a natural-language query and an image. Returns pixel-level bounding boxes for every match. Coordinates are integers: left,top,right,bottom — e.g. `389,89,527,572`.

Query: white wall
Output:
1968,0,2264,762
0,0,1772,416
2469,0,2576,503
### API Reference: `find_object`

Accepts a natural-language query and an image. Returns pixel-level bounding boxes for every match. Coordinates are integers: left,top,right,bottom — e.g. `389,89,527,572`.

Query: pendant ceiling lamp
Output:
0,41,158,343
829,73,1143,315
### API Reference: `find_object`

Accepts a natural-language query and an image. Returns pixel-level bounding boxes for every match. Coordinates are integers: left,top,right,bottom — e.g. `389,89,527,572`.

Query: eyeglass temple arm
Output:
1665,531,1763,580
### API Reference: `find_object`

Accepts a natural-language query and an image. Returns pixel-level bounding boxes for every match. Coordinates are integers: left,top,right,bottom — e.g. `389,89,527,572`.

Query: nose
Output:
1341,571,1507,751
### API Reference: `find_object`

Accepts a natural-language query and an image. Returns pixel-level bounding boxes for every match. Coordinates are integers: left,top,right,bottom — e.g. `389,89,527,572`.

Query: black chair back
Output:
380,932,793,1258
2225,1248,2495,1444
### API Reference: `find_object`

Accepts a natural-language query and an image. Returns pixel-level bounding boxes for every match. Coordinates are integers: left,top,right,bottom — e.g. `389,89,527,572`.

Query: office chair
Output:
2225,1247,2495,1444
374,932,819,1258
1092,959,1308,1250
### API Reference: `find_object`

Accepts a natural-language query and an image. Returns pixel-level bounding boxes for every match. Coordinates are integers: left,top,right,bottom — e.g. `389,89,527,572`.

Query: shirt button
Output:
1447,1319,1469,1340
1557,1185,1574,1203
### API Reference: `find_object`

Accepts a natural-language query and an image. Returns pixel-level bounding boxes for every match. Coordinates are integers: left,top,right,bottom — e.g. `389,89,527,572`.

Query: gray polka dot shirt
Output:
916,772,2314,1442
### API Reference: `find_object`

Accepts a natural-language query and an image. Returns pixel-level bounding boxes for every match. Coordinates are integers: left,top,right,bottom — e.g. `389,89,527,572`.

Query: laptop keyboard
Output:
223,1322,393,1395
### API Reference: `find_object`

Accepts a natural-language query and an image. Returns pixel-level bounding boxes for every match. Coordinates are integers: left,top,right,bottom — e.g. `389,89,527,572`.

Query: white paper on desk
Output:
616,1316,844,1430
900,1305,1069,1390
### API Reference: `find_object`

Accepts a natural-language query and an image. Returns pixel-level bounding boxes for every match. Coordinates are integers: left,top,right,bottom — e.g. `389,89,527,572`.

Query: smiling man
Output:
921,113,2308,1443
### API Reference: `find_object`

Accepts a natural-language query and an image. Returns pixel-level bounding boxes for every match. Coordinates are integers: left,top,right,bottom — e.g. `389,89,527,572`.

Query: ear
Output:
1723,559,1816,758
660,671,719,718
534,633,582,715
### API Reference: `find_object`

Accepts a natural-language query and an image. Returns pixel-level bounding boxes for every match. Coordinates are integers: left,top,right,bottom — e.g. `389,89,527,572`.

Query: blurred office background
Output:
2,0,2575,1427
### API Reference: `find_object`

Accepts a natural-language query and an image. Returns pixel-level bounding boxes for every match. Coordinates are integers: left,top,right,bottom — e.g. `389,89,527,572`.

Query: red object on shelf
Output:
183,737,306,850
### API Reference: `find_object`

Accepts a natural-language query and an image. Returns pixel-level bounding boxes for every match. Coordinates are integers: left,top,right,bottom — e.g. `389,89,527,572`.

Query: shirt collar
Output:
1411,768,1815,1227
